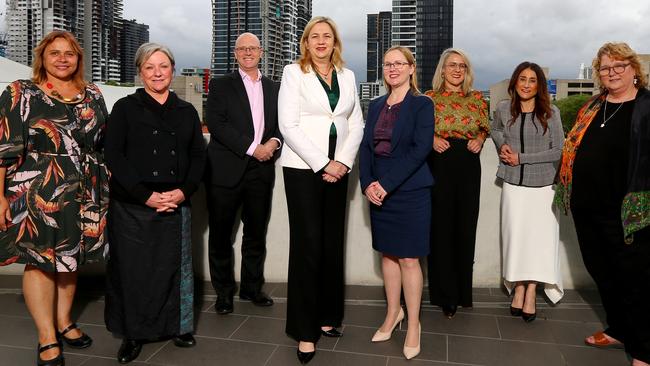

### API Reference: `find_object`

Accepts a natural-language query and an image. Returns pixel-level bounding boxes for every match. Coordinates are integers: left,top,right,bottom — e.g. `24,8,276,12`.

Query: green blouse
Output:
316,69,339,136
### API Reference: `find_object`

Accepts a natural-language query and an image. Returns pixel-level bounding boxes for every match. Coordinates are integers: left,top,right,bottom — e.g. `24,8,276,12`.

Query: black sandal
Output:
37,342,64,366
58,323,93,349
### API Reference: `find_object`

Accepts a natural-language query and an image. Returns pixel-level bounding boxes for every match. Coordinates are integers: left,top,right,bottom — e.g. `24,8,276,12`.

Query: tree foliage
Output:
553,94,592,133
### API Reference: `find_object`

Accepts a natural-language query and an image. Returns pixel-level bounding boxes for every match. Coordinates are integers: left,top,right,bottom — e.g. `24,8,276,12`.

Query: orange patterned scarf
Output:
555,93,606,212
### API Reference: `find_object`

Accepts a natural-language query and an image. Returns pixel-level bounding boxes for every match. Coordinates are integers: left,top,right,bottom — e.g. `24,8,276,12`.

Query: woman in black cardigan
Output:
104,43,205,364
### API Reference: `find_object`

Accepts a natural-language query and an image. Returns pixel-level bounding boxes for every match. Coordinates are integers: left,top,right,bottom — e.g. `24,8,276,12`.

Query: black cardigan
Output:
105,88,206,204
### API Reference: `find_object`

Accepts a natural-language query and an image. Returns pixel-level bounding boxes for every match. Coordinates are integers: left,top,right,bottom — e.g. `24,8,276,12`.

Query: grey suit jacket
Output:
491,100,564,187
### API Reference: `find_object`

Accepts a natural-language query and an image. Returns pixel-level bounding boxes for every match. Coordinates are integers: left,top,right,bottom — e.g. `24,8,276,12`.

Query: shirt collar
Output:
239,68,262,82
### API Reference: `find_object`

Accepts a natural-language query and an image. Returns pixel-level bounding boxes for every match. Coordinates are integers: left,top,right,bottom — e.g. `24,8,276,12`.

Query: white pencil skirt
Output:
501,182,563,303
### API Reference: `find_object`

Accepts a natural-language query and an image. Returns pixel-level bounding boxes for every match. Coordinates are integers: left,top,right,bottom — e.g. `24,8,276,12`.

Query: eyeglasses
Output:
445,62,467,71
383,61,410,70
235,46,262,53
598,63,631,76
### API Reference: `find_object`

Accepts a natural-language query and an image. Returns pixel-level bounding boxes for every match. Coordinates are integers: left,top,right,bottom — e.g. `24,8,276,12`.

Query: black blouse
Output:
105,89,206,204
571,100,635,211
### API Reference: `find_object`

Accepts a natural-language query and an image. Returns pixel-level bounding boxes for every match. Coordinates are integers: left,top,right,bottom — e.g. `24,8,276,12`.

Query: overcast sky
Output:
2,0,649,90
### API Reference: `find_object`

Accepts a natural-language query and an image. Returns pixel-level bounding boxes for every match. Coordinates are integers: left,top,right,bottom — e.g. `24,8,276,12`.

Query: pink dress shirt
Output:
240,68,266,156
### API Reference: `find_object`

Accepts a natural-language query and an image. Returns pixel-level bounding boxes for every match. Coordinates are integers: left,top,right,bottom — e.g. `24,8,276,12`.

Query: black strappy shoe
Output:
37,342,64,366
57,323,92,349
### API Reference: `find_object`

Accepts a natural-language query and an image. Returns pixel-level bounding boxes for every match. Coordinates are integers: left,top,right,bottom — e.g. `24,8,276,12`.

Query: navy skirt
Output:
370,157,431,258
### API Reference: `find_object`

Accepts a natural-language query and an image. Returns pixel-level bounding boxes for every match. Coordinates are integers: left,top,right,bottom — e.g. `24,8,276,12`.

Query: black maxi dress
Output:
104,89,205,340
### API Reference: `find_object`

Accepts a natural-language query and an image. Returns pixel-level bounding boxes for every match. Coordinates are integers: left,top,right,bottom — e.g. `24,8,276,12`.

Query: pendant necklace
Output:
600,99,625,128
315,64,332,79
45,82,84,103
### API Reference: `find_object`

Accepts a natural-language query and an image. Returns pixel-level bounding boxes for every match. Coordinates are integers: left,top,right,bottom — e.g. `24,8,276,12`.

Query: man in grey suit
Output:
205,32,281,314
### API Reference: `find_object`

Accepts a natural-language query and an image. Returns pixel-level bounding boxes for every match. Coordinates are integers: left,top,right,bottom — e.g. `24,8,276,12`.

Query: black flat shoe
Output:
442,305,457,319
297,349,315,364
239,291,274,307
57,323,92,349
172,333,196,347
117,339,142,364
321,328,343,337
510,306,523,317
522,311,537,323
37,342,64,366
215,295,234,314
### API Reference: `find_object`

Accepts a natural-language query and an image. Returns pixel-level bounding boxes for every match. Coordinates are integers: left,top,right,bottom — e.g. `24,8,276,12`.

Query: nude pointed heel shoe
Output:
403,323,421,360
372,307,405,342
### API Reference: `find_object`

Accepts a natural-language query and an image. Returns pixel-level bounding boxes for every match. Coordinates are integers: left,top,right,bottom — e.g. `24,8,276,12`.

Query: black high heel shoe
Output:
442,305,457,319
297,349,315,364
37,342,64,366
522,310,537,322
510,306,523,316
320,327,343,337
57,323,92,349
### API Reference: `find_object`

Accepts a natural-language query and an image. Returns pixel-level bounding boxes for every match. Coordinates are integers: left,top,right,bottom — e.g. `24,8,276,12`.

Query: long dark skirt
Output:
427,138,481,308
105,200,194,340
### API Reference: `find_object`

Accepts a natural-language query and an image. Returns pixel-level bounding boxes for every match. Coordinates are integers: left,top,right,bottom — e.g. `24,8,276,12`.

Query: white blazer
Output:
278,63,365,171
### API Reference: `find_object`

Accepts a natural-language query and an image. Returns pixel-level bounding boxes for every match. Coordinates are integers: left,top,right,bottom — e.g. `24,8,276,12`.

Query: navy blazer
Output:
359,92,435,194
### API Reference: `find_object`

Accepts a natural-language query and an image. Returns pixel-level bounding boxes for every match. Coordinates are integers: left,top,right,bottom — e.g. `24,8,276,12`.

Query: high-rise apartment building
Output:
390,0,453,90
120,19,149,83
0,33,7,58
211,0,311,81
417,0,452,88
5,0,145,83
5,0,76,65
367,11,392,83
391,1,416,54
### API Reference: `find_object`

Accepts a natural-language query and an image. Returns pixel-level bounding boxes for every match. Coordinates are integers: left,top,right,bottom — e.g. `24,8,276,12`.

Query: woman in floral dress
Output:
425,48,489,319
0,31,108,366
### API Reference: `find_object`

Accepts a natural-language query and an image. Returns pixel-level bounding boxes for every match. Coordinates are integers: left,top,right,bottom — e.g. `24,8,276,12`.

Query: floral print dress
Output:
0,80,109,272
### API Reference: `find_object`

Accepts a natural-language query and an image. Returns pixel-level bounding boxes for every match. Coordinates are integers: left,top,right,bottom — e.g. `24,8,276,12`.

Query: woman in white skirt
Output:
491,62,565,322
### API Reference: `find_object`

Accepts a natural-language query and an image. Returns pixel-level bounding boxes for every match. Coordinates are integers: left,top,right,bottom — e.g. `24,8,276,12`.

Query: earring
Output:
634,77,638,85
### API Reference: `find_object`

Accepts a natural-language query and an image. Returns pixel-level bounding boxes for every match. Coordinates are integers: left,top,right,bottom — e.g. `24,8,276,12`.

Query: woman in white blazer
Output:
278,16,364,364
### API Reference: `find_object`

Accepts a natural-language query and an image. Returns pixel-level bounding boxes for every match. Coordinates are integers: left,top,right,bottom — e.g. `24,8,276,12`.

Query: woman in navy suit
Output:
359,46,434,360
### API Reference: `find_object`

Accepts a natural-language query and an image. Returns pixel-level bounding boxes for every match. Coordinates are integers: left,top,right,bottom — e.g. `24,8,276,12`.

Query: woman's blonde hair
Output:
32,30,86,89
382,46,419,95
592,42,648,92
297,16,345,73
430,48,475,95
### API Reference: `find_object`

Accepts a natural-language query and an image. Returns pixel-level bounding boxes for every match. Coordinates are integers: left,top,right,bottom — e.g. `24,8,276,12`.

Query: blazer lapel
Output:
390,92,413,152
261,77,274,137
332,68,346,115
305,69,334,114
232,72,255,128
366,95,387,136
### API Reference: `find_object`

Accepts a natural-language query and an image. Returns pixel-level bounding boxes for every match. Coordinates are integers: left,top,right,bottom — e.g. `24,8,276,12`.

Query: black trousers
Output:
283,167,348,342
427,139,481,307
572,206,650,363
206,160,274,297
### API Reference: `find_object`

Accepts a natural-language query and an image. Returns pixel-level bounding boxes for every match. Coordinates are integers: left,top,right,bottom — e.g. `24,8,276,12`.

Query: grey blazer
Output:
491,100,564,187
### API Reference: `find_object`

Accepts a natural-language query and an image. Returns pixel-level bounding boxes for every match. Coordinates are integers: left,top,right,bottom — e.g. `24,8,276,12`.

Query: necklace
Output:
45,82,84,103
600,99,625,128
314,63,332,78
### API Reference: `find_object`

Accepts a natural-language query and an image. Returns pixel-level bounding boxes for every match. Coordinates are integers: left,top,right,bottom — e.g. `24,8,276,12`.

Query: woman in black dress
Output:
104,42,205,364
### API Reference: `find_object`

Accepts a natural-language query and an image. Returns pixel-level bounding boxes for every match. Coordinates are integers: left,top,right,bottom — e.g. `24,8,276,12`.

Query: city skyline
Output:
1,0,649,89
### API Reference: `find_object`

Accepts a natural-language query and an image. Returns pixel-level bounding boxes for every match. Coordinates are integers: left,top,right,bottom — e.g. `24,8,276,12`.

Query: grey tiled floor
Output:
0,275,630,365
